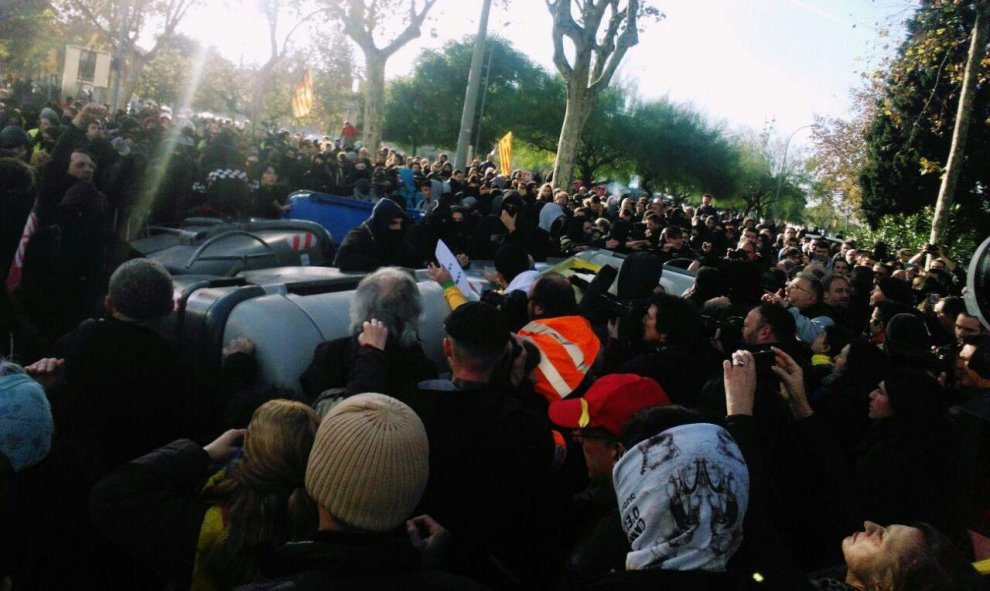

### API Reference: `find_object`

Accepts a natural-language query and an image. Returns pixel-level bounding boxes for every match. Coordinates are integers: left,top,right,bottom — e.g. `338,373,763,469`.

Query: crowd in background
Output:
1,98,989,590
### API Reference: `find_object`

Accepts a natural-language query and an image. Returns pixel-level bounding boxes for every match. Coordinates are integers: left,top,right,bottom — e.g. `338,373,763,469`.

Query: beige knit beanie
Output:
305,392,429,532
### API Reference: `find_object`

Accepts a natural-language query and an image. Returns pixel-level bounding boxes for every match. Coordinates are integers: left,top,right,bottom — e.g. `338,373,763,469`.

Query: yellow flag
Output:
292,69,315,118
498,132,512,176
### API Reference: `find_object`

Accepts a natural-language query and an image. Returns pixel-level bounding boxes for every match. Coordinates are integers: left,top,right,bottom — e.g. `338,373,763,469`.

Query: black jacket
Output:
333,198,421,271
558,484,627,590
578,569,742,591
62,317,221,474
236,530,488,591
299,335,437,402
90,439,212,589
396,379,562,588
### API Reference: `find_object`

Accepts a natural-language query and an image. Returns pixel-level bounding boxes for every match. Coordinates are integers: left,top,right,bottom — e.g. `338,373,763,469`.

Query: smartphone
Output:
751,350,776,374
927,293,940,307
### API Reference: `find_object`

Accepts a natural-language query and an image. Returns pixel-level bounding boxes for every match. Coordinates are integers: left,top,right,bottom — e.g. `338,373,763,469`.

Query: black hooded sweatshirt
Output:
333,198,421,272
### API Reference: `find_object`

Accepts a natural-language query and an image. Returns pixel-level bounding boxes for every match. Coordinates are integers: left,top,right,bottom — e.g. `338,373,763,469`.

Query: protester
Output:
2,94,987,591
90,400,320,589
300,267,436,405
549,374,671,587
240,393,487,589
334,198,421,271
27,258,219,475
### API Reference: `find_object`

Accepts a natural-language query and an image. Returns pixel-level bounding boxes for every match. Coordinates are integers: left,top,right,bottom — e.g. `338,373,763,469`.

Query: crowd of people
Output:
1,97,989,590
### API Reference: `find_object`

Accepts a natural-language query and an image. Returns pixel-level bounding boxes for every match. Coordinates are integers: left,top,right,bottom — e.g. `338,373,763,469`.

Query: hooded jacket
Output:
333,199,421,272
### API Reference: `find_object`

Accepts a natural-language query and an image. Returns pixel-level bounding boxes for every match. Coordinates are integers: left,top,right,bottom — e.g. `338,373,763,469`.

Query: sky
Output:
178,0,918,142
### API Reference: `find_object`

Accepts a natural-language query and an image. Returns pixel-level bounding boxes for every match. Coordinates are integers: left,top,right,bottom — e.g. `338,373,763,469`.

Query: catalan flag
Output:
292,69,315,118
498,132,512,177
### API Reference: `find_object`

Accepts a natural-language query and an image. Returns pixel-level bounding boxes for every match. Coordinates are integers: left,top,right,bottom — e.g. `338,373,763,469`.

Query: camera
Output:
932,347,955,376
698,314,743,339
700,314,744,353
597,292,638,320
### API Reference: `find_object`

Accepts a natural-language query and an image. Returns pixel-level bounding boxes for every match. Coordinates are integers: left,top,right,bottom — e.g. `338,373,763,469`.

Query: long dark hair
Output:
199,400,320,586
894,523,984,591
649,293,709,362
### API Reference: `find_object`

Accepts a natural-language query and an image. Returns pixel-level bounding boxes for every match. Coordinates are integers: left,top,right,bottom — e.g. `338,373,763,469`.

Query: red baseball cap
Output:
548,374,670,438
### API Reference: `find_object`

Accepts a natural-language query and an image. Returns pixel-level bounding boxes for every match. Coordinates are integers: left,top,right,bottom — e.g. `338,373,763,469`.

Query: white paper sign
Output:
435,239,478,300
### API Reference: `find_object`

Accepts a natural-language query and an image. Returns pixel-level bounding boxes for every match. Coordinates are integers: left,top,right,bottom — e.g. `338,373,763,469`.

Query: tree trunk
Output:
362,52,386,154
552,91,594,190
251,65,273,130
929,4,988,245
119,53,148,109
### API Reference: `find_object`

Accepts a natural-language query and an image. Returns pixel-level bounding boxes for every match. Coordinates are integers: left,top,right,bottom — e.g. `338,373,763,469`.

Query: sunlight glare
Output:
180,0,271,66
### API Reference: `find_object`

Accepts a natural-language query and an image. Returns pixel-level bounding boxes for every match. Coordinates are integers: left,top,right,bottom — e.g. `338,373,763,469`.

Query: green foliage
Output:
859,0,989,237
0,0,58,73
135,36,248,114
847,206,980,259
623,98,740,199
383,35,562,153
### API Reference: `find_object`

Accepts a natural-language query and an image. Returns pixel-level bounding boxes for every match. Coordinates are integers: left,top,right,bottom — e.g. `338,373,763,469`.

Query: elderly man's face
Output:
785,278,817,310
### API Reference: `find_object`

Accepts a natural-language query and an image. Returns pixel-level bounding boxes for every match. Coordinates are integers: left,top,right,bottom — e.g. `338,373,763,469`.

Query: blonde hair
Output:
200,400,320,585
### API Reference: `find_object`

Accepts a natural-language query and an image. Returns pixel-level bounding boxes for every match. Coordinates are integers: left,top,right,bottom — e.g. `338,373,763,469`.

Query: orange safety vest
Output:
519,316,601,402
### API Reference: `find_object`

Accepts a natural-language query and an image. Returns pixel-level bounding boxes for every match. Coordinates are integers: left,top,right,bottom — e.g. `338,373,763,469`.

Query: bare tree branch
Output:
589,0,638,93
381,0,436,57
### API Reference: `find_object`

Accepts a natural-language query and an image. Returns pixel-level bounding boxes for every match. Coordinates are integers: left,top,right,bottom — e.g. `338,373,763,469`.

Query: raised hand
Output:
723,350,757,416
358,318,388,351
203,428,246,463
24,358,65,390
770,346,813,419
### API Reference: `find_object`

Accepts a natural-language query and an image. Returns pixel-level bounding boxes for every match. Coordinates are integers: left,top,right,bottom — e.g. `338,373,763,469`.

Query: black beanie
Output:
884,313,932,364
494,243,530,284
879,276,913,305
883,367,944,421
444,301,509,354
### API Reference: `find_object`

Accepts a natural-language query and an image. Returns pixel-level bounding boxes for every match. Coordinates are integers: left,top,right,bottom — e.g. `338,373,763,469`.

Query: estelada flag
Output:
498,132,512,177
292,69,315,118
5,208,37,293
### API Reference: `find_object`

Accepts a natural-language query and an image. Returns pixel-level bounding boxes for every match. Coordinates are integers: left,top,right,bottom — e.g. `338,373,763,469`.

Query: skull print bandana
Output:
613,423,749,572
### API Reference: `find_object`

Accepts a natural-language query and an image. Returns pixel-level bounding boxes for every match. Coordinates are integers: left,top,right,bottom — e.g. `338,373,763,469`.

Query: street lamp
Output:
773,123,813,221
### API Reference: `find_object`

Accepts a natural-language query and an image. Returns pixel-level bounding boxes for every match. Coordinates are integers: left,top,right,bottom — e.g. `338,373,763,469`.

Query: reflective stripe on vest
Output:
519,316,601,401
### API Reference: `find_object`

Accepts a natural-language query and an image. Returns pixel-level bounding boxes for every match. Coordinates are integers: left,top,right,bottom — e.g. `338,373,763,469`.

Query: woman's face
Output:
833,260,850,275
843,521,924,588
261,166,278,187
642,305,661,344
834,344,851,373
811,332,829,355
868,381,893,419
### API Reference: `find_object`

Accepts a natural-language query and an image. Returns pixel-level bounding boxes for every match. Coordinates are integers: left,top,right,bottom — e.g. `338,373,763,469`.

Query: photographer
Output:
766,273,836,343
605,293,713,407
347,302,565,587
909,242,957,274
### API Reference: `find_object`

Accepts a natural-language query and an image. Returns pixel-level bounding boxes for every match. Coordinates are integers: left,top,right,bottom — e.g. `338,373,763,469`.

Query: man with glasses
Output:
764,272,835,344
548,373,670,587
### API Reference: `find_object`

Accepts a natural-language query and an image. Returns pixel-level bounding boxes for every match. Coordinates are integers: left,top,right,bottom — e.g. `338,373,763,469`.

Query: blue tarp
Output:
283,191,424,245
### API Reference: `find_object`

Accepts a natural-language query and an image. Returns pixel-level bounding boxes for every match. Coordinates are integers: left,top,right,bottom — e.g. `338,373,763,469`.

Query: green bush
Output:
848,205,981,262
